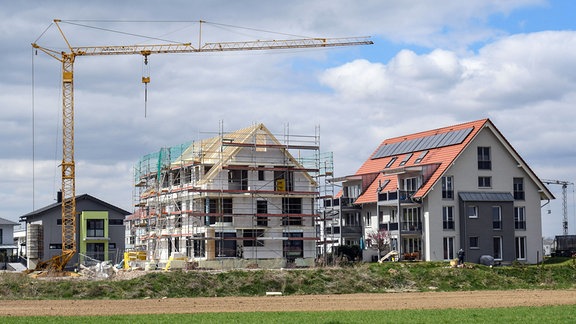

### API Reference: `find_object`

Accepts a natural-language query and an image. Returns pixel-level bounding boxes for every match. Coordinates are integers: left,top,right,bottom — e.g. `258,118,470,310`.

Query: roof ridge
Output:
385,118,489,143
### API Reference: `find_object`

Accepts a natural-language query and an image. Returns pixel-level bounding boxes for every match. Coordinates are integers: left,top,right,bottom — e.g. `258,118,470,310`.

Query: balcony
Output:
340,197,361,209
341,226,362,236
401,222,422,234
379,222,421,234
377,190,416,205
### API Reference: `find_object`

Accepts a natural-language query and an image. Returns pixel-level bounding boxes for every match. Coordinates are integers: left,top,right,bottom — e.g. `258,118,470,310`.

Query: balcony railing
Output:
340,197,361,209
341,226,362,236
378,190,416,203
378,222,421,233
401,222,422,233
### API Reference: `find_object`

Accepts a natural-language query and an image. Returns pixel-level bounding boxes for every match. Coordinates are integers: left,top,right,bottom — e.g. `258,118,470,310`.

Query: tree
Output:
367,230,390,261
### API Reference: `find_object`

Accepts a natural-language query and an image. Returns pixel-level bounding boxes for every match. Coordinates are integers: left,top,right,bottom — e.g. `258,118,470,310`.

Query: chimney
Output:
57,190,62,203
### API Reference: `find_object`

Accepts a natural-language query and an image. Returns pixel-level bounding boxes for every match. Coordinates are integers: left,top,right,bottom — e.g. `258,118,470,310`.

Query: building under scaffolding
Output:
125,123,335,269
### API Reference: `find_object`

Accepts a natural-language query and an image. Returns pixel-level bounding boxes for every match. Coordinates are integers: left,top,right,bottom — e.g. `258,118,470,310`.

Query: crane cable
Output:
142,55,151,117
31,47,36,211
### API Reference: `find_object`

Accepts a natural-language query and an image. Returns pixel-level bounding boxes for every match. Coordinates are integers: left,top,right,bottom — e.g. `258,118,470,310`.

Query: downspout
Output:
397,181,402,260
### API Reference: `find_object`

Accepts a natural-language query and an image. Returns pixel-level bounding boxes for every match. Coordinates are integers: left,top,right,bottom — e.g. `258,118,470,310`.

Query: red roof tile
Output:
354,119,489,204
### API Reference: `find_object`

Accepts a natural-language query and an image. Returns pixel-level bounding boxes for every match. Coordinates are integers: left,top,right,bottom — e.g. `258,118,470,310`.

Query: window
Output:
467,205,478,218
109,219,124,226
514,207,526,230
283,232,303,260
87,219,105,237
193,234,205,258
442,176,454,199
208,198,233,223
478,176,492,188
228,169,248,190
282,198,302,226
49,243,63,249
399,153,413,166
343,212,361,227
443,206,455,230
365,211,372,227
223,198,233,214
493,236,502,260
443,237,455,260
385,157,397,168
414,150,428,164
404,177,418,193
274,169,294,191
258,166,265,181
243,229,264,247
108,243,116,249
515,236,526,260
86,243,106,261
256,200,268,226
478,147,492,170
492,206,502,229
513,178,525,200
469,236,479,249
215,232,237,257
390,209,397,223
402,207,421,231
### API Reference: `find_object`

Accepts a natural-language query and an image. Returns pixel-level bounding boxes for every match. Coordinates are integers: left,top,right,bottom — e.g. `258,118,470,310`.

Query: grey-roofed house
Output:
19,193,130,270
0,216,19,269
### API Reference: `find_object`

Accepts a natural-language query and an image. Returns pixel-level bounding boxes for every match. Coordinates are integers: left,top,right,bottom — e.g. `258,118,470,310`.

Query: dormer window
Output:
399,153,413,166
414,151,428,164
385,157,397,168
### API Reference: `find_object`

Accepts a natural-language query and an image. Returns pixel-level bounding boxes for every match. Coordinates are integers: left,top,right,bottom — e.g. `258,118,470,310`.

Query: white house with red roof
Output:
324,119,553,264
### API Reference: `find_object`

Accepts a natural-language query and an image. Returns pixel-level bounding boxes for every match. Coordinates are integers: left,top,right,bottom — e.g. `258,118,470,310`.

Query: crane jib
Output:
70,37,373,56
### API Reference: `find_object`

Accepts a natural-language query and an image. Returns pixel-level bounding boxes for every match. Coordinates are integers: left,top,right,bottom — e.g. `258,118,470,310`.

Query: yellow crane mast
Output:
31,19,373,271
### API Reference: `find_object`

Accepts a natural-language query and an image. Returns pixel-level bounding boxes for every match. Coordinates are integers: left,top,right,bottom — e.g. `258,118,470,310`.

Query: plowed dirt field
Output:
2,290,575,316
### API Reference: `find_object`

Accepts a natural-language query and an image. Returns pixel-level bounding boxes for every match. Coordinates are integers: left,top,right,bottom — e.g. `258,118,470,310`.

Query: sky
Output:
1,0,575,238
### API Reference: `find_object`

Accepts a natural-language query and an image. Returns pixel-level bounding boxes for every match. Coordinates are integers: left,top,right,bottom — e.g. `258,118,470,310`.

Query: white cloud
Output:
1,0,573,238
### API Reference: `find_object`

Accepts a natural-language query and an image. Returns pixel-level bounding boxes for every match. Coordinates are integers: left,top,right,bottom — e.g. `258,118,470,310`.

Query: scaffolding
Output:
126,123,333,269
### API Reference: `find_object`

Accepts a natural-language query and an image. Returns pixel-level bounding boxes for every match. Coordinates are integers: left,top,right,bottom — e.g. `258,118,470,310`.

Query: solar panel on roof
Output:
437,131,456,147
452,128,473,143
443,130,460,146
395,140,411,155
404,137,422,152
371,127,474,160
430,134,446,147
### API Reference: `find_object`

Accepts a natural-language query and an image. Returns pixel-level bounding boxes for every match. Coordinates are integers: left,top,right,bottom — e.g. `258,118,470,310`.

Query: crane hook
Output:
142,54,151,117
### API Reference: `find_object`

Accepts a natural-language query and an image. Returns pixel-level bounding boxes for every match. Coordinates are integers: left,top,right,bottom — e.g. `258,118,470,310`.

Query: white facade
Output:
333,119,552,265
127,124,321,267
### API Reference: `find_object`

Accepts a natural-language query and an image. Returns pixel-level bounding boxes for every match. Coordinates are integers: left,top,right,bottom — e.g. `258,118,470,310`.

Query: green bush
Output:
1,261,575,300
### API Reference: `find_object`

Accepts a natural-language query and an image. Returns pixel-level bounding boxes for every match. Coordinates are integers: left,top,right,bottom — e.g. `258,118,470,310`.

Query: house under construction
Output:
125,123,334,269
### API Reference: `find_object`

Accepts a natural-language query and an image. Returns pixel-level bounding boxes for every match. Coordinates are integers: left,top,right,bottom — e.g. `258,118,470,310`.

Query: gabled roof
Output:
0,217,18,226
20,194,131,221
173,123,316,185
352,118,554,204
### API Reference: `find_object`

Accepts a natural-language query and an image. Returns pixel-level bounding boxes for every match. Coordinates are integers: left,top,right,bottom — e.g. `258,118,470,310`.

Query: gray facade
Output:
458,192,516,263
19,194,130,269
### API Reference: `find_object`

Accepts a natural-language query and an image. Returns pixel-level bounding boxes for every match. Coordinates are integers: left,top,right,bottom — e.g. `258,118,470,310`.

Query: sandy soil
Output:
1,290,575,317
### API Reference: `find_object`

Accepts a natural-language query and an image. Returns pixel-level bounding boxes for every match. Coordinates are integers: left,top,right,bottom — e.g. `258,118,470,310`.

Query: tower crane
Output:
541,179,574,235
31,19,373,271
